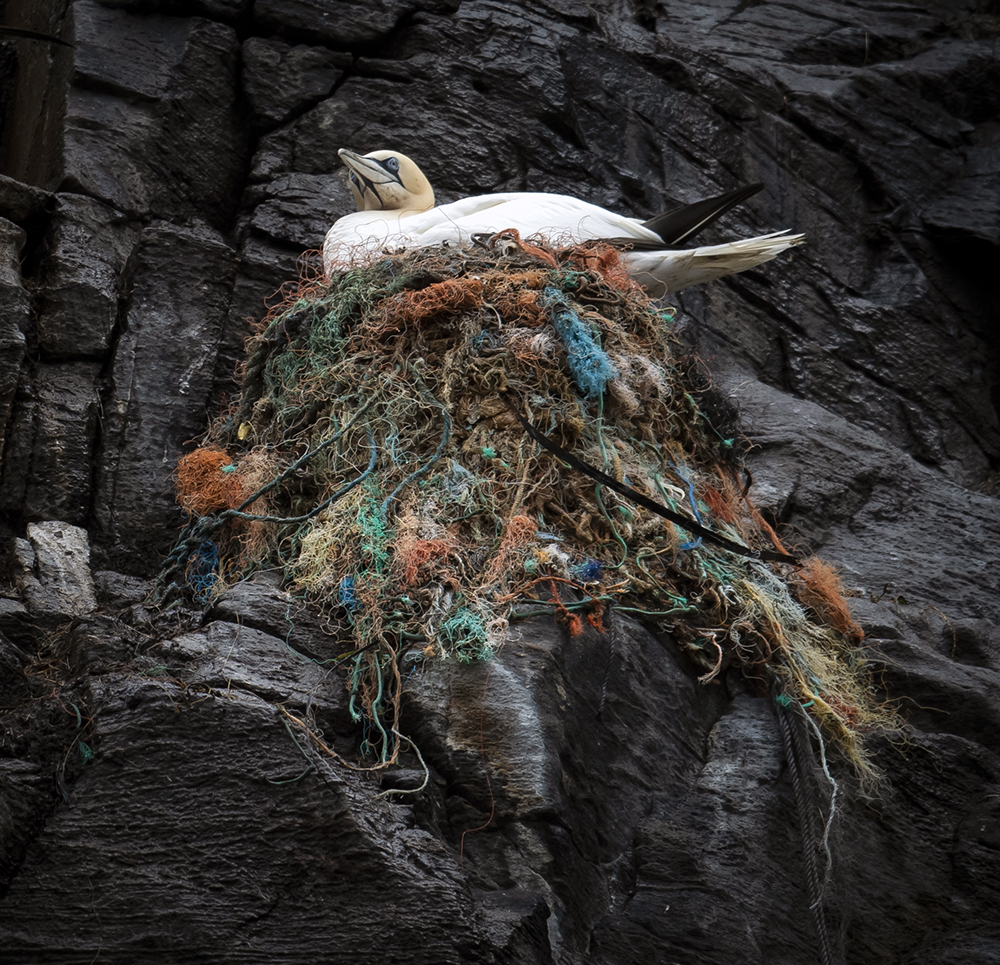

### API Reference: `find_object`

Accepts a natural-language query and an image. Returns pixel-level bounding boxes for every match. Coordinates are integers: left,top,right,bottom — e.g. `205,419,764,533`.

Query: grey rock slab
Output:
236,232,314,282
402,614,731,961
908,929,1000,965
87,0,251,19
209,233,304,400
243,172,354,250
63,0,246,227
769,61,969,199
0,217,28,459
730,377,1000,619
93,569,152,608
242,37,349,129
0,633,29,698
0,758,57,893
207,580,347,664
0,597,34,649
73,1,202,100
687,210,997,462
211,272,280,404
156,619,339,709
36,193,141,358
647,0,937,69
250,21,593,195
13,520,97,620
0,8,74,192
253,0,429,45
0,174,53,224
832,731,1000,964
0,362,102,524
67,612,153,674
0,673,479,963
589,696,807,965
923,120,1000,244
93,220,237,573
874,629,1000,747
0,216,27,289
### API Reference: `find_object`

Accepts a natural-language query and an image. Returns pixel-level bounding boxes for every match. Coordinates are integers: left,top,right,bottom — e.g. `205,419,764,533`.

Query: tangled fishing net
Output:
165,233,898,781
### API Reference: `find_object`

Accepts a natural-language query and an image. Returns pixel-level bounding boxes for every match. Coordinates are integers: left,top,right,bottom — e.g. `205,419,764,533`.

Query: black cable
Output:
503,396,799,565
776,699,838,965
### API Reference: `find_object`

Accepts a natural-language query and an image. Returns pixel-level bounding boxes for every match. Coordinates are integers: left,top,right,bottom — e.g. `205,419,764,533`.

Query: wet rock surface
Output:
0,217,27,462
35,194,141,358
0,0,998,962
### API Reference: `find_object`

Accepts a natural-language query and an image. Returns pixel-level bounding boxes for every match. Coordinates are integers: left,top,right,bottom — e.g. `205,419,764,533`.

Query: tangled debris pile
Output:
166,236,897,777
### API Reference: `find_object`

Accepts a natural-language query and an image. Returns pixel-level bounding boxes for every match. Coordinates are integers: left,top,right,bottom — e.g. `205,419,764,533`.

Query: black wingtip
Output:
642,182,766,247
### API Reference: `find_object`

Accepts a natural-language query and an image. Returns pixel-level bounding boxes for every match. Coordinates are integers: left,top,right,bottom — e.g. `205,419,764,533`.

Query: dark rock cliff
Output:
0,0,998,962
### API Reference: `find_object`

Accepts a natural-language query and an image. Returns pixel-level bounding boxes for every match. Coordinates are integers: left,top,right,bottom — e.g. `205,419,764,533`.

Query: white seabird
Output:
323,148,804,296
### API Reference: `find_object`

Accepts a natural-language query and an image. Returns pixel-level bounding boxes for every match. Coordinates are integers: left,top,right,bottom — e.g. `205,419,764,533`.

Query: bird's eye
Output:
386,157,399,173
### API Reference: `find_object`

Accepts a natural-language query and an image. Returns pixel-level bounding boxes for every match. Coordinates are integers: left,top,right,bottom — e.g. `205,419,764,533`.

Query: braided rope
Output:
776,699,838,965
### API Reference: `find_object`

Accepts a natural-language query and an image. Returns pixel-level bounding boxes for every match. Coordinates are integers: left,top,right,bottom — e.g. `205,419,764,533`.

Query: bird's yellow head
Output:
338,148,435,213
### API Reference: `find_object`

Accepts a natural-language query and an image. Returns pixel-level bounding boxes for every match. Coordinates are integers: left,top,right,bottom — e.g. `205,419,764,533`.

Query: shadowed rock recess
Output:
0,0,998,962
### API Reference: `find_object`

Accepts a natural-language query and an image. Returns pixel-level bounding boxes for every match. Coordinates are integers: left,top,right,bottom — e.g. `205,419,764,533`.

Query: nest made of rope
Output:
168,235,898,781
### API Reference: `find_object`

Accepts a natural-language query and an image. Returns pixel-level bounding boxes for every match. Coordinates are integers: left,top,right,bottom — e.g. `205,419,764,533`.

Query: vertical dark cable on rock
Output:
776,699,838,965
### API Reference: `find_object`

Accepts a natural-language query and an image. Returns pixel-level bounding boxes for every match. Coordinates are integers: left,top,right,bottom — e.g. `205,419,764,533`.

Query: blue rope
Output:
541,287,618,400
338,576,358,610
187,541,220,603
574,559,604,582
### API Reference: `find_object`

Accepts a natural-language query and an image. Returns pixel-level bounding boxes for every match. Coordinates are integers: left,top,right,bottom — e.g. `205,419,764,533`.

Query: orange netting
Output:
795,557,865,644
174,447,243,516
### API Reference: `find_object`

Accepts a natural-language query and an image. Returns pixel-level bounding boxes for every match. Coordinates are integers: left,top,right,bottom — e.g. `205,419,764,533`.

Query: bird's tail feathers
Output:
625,230,805,296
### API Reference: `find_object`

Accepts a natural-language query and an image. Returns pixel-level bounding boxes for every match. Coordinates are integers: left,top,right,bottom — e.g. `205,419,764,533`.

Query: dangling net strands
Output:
159,234,898,777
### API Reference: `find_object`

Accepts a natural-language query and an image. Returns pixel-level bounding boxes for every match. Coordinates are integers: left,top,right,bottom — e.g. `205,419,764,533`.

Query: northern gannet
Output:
323,148,804,296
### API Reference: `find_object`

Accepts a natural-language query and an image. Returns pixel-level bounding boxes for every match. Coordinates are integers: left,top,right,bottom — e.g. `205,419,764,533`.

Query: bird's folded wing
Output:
412,194,663,247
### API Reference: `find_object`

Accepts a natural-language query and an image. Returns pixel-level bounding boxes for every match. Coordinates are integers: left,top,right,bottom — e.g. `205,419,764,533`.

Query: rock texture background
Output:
1,0,998,962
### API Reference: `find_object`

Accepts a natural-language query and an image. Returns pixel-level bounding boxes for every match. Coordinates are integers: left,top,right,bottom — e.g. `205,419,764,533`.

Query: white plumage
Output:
323,149,803,297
